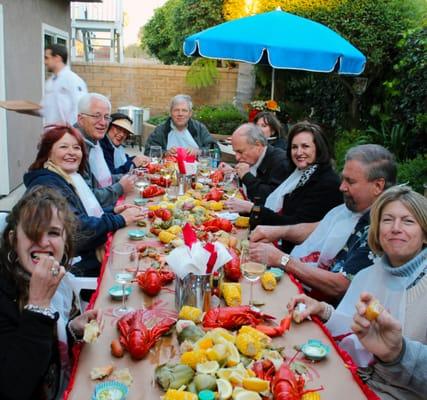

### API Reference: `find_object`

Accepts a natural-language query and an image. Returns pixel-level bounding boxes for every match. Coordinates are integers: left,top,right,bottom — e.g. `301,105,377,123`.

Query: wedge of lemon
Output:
234,390,262,400
242,377,270,392
196,360,220,374
226,342,240,367
216,378,233,400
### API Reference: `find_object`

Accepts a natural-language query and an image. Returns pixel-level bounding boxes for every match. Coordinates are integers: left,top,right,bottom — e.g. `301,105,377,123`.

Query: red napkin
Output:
204,242,218,274
176,147,197,174
182,223,197,249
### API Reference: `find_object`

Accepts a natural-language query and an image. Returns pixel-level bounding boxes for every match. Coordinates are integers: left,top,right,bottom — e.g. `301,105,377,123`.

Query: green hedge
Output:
397,154,427,193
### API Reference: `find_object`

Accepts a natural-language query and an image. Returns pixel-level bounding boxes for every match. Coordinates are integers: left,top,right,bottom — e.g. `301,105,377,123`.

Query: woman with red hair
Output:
24,125,144,277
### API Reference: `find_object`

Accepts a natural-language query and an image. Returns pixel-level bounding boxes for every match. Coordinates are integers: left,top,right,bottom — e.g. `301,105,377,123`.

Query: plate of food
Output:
301,339,330,361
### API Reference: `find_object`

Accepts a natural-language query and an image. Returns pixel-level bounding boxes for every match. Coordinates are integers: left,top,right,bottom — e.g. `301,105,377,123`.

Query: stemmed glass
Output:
132,168,149,193
240,246,266,306
149,145,163,164
198,149,212,181
109,244,137,316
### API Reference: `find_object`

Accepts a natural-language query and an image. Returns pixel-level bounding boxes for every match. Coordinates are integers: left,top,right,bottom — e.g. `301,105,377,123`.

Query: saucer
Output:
128,229,146,240
301,339,330,361
108,285,132,301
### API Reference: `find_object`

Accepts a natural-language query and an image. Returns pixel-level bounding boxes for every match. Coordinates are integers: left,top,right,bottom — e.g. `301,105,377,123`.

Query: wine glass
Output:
240,247,266,306
149,145,163,164
133,169,149,193
109,244,137,316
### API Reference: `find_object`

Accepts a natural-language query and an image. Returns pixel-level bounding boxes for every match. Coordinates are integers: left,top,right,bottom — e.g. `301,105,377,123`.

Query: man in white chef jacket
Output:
42,44,87,126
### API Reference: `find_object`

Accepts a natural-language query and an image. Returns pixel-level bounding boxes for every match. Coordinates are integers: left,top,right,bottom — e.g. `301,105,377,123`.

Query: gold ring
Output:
51,267,59,277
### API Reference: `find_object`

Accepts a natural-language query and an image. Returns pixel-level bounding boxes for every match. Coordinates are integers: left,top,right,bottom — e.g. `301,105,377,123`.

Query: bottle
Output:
210,272,221,308
249,196,262,231
203,279,211,313
211,147,221,169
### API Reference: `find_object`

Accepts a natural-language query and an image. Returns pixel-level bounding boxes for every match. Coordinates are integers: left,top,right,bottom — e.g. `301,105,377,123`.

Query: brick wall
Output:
72,62,238,115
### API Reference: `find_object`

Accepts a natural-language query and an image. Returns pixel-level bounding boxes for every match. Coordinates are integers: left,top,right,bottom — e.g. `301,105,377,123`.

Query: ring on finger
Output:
50,266,59,277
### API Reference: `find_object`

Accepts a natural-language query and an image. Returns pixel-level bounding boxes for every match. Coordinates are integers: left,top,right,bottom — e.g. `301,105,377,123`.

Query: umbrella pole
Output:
271,68,275,99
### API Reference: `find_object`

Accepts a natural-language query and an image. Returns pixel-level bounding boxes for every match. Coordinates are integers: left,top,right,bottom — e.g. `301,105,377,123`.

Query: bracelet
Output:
67,320,83,343
24,304,56,320
319,302,334,322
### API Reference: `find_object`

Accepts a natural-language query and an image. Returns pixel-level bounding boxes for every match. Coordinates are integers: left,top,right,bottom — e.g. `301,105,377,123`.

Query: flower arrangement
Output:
247,99,280,122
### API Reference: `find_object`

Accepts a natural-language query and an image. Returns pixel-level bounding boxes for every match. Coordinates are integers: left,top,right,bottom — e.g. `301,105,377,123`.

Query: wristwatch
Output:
280,254,291,271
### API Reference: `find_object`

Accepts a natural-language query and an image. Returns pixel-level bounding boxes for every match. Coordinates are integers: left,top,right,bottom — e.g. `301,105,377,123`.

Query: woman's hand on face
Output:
69,309,103,337
351,292,403,363
224,198,253,214
27,256,65,308
287,294,324,321
120,206,145,225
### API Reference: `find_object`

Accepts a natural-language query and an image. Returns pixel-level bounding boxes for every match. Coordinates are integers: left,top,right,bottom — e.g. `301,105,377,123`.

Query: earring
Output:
7,250,17,264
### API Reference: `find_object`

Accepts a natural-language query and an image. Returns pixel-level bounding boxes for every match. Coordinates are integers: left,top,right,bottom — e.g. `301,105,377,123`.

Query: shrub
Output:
193,104,246,135
333,129,371,171
147,114,169,126
397,154,427,194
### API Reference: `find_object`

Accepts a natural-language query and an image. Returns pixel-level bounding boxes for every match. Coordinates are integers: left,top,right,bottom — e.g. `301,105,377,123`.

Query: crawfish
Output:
117,310,176,360
272,358,323,400
203,306,275,330
137,267,175,296
256,314,292,337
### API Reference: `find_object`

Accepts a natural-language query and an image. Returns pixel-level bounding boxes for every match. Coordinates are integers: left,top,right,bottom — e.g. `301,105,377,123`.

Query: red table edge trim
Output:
63,194,123,400
287,273,380,400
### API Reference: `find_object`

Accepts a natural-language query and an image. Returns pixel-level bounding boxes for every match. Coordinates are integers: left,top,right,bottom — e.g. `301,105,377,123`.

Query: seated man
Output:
75,93,135,208
100,112,149,174
144,94,217,156
220,123,290,204
249,144,396,303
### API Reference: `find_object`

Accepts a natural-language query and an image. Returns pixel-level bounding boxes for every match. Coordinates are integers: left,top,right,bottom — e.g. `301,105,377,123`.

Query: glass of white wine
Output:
240,247,266,306
133,169,149,193
109,244,137,316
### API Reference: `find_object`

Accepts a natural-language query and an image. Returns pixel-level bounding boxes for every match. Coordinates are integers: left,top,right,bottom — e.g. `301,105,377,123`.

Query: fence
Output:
72,62,238,115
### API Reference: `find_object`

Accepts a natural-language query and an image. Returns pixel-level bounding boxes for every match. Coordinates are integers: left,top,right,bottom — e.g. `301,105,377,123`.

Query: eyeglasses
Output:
81,112,112,122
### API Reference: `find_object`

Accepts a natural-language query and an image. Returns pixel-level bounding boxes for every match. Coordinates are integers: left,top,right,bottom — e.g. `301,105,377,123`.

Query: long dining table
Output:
64,188,373,400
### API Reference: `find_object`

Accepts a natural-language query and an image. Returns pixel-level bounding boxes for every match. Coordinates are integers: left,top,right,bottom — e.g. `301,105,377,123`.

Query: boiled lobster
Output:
201,218,233,233
203,306,275,330
148,208,173,221
137,267,175,296
223,248,242,282
256,314,292,338
142,185,165,198
272,361,323,399
150,176,172,187
204,187,224,202
117,310,176,359
147,163,162,174
210,170,224,185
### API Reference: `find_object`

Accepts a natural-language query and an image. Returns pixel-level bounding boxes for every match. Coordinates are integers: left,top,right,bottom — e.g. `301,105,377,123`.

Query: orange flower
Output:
266,100,279,111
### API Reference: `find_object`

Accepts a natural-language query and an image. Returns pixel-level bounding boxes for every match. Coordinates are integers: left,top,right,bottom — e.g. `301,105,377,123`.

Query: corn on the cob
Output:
158,230,176,244
302,392,322,400
180,350,208,369
236,332,263,357
178,306,203,323
163,389,198,400
222,282,241,306
261,271,277,291
234,216,249,228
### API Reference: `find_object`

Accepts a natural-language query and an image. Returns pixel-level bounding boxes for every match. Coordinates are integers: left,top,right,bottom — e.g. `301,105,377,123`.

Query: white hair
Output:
78,93,111,113
170,94,193,112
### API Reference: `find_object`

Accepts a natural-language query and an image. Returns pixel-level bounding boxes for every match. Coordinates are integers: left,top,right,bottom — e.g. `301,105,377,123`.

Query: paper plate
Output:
92,380,128,400
128,229,146,240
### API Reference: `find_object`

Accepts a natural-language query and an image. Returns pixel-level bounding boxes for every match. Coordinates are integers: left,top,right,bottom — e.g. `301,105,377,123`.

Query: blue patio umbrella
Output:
183,9,366,98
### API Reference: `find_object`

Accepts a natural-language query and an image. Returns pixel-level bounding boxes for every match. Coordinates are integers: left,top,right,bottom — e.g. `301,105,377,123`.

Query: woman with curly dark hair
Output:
0,186,100,400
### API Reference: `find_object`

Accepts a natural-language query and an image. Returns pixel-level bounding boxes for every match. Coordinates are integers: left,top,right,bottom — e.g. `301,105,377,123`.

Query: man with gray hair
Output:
76,93,135,207
220,123,290,203
144,94,217,156
249,144,397,304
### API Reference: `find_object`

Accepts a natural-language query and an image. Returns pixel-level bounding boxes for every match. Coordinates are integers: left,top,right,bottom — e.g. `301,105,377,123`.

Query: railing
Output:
71,0,122,22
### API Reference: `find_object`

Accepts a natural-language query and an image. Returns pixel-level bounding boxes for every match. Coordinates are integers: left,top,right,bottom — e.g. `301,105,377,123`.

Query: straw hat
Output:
111,118,135,136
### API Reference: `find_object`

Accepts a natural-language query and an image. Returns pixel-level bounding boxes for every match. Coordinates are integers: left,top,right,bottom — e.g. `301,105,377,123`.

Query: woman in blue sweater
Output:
24,125,144,277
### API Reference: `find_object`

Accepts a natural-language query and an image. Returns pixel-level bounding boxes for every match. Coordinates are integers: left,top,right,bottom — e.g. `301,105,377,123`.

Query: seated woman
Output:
100,112,149,174
288,186,427,400
24,125,144,277
0,186,100,400
253,111,287,151
225,121,342,252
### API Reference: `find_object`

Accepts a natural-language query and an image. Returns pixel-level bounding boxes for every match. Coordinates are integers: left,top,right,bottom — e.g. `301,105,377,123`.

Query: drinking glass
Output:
109,244,137,316
133,168,149,193
149,145,163,164
240,247,266,306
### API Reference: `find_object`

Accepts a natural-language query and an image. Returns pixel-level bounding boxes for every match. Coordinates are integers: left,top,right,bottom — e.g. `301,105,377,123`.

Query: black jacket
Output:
0,275,58,400
100,135,135,174
257,163,343,253
241,145,291,204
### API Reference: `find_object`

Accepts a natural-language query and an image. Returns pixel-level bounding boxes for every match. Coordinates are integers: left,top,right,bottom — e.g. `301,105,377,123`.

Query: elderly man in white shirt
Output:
42,44,87,126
